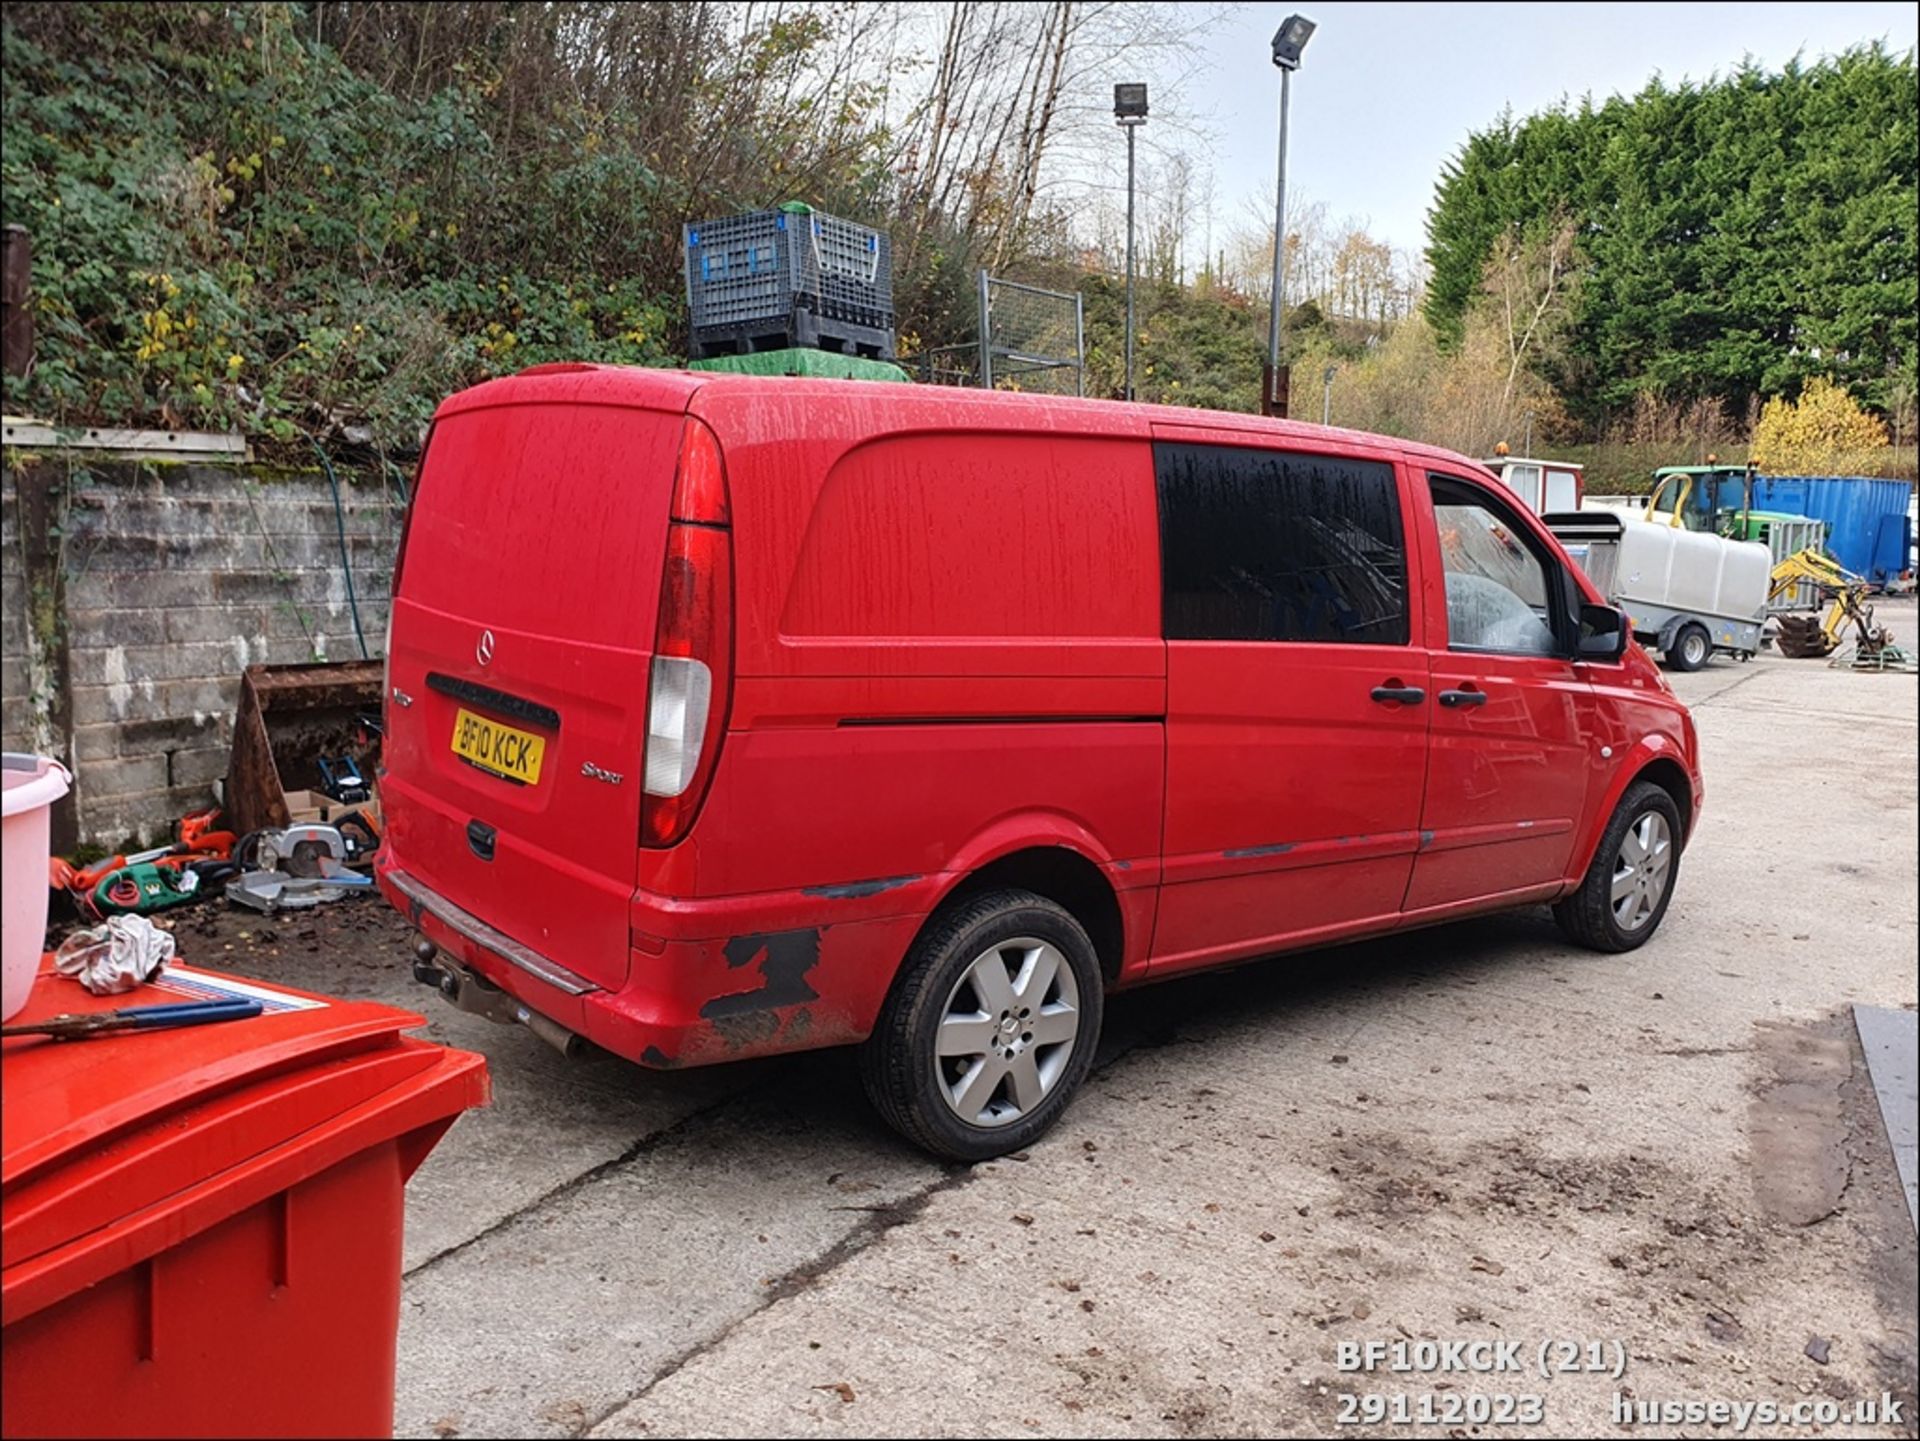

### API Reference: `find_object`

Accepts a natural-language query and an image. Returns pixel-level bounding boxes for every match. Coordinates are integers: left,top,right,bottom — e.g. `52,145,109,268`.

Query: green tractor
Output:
1646,464,1822,554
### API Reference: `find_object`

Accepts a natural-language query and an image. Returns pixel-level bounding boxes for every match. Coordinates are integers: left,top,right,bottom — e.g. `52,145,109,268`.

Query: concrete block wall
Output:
1,455,402,847
0,485,40,755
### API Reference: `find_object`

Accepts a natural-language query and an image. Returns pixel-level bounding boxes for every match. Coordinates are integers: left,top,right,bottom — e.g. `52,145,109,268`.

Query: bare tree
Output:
1484,220,1579,426
886,2,1225,272
1143,151,1195,284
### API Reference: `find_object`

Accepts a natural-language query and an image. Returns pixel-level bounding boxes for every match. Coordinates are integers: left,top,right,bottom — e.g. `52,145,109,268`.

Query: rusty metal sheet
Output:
224,661,384,835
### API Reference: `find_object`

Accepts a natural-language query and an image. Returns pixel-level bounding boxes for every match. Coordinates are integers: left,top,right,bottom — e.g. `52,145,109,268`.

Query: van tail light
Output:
641,419,732,848
384,425,434,736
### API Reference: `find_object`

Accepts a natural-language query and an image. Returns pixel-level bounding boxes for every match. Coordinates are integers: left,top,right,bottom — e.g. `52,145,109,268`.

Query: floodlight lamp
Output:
1272,14,1316,70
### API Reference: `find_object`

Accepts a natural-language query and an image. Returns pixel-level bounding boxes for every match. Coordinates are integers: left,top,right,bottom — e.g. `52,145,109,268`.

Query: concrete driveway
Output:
199,600,1919,1438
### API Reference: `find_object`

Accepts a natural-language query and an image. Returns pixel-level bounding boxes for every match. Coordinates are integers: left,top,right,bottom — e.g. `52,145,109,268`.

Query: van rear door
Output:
384,391,684,993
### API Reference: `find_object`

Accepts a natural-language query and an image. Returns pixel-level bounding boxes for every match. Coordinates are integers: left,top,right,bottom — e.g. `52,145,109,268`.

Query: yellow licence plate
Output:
451,708,545,786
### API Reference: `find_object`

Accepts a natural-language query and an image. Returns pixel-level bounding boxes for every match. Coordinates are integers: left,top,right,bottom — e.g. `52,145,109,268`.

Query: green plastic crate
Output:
688,348,911,383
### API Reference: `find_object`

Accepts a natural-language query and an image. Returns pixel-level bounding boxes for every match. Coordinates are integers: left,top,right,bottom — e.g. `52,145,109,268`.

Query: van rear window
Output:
1155,443,1408,645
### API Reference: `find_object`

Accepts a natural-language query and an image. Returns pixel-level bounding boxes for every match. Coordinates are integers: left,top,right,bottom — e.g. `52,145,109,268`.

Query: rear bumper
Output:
386,868,597,997
376,861,922,1069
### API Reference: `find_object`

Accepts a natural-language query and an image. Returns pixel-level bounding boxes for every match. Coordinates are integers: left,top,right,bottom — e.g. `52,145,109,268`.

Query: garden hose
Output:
311,434,370,659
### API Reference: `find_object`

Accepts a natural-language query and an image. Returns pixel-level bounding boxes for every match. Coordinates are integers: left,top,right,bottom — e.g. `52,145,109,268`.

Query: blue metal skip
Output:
1748,476,1914,581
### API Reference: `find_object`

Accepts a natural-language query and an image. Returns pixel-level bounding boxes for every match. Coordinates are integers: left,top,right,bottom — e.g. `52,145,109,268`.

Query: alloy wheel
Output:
1610,811,1674,931
934,936,1081,1128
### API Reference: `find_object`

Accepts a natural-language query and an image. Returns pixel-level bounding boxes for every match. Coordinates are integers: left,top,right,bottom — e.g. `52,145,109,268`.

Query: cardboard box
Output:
281,789,335,825
280,788,380,828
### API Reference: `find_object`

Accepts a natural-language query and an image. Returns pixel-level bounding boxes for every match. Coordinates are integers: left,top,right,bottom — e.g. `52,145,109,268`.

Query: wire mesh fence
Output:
919,342,983,388
920,272,1084,395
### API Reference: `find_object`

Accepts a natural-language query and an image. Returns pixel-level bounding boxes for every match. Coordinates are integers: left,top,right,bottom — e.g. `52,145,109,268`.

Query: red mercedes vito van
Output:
379,366,1702,1160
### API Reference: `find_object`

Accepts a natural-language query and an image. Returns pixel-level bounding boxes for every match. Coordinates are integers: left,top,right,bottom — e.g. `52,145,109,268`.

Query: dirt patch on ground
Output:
1286,1011,1920,1437
1329,1132,1679,1227
1748,1018,1856,1227
39,893,412,1025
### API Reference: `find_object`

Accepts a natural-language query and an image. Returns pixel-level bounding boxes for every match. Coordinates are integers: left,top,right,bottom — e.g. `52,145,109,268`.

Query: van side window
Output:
1154,443,1408,644
1429,475,1559,656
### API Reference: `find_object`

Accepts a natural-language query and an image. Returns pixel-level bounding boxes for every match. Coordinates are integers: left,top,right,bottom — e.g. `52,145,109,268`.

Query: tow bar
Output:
410,938,585,1058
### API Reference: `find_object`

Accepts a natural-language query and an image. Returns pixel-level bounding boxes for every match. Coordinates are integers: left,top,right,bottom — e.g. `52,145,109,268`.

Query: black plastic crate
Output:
685,308,895,361
684,207,894,345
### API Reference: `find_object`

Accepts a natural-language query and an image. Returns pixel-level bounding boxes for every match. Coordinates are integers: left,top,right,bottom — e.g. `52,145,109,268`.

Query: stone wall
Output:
1,454,402,847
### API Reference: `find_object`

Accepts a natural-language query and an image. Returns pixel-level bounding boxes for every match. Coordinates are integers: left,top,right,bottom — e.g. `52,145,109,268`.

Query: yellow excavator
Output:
1766,549,1909,667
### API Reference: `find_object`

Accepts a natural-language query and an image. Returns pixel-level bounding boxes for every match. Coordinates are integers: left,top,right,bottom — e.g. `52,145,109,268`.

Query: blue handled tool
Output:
2,996,264,1040
316,754,371,804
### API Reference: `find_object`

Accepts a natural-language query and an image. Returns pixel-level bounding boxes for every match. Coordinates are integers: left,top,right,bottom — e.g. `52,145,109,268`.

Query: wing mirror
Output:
1576,602,1628,661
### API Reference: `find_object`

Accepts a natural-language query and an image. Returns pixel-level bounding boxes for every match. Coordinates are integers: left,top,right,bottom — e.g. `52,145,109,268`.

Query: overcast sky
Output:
1158,0,1918,258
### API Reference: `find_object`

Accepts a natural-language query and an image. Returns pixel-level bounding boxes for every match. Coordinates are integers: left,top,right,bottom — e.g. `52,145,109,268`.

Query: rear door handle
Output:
1439,687,1488,708
1370,684,1426,705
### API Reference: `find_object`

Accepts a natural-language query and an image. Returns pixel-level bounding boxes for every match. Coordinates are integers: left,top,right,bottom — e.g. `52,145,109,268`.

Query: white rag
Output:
53,915,177,995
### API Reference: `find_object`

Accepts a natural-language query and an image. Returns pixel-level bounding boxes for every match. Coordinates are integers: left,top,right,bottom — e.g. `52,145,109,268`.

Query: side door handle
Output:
1438,686,1489,708
1369,683,1426,705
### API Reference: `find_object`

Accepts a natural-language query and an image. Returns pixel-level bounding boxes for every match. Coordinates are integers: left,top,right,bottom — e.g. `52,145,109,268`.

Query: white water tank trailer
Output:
1546,510,1771,671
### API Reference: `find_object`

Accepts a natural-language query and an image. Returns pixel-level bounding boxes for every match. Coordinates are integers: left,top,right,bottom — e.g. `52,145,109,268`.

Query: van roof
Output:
436,363,1489,475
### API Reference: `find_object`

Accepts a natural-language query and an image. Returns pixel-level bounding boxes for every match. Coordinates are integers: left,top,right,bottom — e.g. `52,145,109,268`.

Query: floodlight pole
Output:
1265,64,1292,417
1264,15,1316,418
1115,83,1148,403
1124,120,1139,401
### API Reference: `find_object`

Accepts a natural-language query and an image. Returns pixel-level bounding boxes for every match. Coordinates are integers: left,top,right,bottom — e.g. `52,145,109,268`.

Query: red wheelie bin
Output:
2,962,488,1438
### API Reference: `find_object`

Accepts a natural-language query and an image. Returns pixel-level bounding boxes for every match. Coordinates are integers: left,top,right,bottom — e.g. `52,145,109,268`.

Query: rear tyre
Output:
1553,780,1683,953
1666,623,1711,672
859,889,1103,1163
